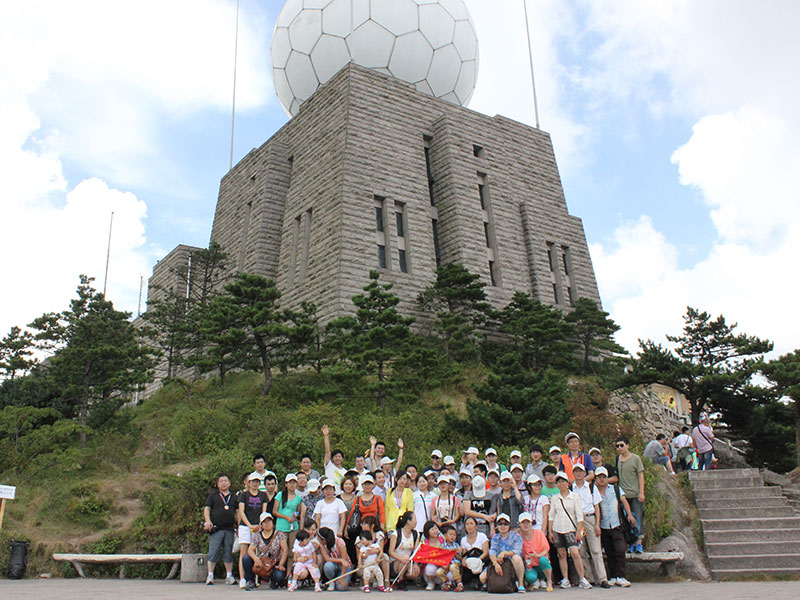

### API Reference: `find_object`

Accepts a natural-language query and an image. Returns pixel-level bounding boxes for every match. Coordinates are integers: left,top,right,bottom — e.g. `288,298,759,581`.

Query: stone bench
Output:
52,553,182,579
625,551,684,576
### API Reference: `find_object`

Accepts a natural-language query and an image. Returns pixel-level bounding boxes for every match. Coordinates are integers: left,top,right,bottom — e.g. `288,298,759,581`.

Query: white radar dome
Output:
271,0,479,117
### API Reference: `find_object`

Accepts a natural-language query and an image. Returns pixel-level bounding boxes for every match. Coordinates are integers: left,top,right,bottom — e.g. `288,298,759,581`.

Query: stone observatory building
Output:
146,0,601,331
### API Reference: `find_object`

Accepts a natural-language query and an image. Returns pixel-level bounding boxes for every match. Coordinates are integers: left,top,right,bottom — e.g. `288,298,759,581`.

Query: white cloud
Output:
0,0,273,337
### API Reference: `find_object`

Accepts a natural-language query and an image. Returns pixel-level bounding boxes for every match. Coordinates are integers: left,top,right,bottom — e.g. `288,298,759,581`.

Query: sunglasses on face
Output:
615,444,625,448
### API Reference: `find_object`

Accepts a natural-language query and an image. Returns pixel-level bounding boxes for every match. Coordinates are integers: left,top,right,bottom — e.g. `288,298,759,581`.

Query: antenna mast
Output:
229,0,240,170
103,211,114,297
523,0,541,129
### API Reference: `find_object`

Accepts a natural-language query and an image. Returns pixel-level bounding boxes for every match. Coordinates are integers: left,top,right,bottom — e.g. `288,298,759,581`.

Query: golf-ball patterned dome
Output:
271,0,479,117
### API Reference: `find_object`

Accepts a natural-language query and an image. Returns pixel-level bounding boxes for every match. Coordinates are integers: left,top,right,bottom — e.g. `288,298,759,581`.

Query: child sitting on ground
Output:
436,525,464,592
289,530,322,592
358,530,388,593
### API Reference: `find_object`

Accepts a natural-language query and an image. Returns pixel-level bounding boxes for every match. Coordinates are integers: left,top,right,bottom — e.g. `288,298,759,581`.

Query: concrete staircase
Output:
690,467,800,578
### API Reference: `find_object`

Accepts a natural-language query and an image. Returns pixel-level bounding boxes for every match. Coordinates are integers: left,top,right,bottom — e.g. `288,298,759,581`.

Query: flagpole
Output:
229,0,240,170
103,211,114,297
523,0,540,129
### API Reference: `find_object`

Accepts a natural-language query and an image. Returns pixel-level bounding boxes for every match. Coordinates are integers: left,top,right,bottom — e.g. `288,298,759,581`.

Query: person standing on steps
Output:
203,473,237,586
615,436,645,553
692,413,716,471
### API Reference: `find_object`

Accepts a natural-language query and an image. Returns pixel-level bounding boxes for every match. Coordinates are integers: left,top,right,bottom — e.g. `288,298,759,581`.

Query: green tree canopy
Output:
499,292,576,372
327,270,415,406
28,275,154,447
629,307,774,425
762,349,800,467
565,298,625,374
0,326,34,381
417,263,490,362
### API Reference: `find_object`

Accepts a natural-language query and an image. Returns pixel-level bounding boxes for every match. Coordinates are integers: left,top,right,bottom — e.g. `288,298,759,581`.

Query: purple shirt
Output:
692,424,714,453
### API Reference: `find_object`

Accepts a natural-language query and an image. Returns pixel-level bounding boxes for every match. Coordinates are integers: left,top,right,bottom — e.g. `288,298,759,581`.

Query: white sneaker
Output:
328,582,336,591
559,578,571,589
288,581,298,592
608,578,618,586
617,577,631,587
239,578,247,589
205,573,214,585
225,575,236,585
532,579,540,590
425,582,435,591
578,578,593,590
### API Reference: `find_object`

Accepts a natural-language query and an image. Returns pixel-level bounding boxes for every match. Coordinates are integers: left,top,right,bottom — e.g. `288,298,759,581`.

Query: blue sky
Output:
2,0,798,357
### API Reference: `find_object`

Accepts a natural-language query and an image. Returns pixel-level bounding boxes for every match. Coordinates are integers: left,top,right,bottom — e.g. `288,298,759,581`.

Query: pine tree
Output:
417,263,490,362
762,350,800,468
0,326,35,381
565,298,625,374
327,270,414,406
499,292,575,372
28,276,154,447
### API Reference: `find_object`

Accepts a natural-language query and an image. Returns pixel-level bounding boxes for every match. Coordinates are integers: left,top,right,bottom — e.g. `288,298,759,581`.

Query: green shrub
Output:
642,461,674,545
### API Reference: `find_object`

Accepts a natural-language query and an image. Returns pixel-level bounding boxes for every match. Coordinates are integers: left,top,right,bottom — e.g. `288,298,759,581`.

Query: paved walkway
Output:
0,580,798,599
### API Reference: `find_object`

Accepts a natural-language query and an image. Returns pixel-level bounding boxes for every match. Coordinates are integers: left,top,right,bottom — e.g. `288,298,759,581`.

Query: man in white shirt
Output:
571,463,609,588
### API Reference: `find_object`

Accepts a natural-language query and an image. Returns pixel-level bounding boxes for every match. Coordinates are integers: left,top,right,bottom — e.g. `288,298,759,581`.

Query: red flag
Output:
412,544,457,566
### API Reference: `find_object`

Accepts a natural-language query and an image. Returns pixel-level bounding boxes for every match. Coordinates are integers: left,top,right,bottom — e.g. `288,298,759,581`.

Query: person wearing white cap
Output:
490,471,525,529
588,447,618,484
443,455,457,472
426,449,445,474
594,466,635,587
484,448,507,474
273,473,303,574
558,432,595,483
486,469,502,497
313,480,348,536
457,467,474,499
509,449,523,469
548,471,592,589
571,463,610,587
462,475,494,537
518,512,553,591
236,473,269,588
548,446,561,466
300,478,323,526
432,474,462,528
242,512,288,590
460,446,479,475
509,463,529,502
524,474,550,534
482,513,526,593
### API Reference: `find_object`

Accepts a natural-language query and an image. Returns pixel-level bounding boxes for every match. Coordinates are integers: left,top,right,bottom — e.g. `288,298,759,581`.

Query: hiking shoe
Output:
532,579,540,590
578,578,593,590
517,584,526,593
363,585,371,593
617,577,631,587
559,578,571,589
315,583,323,592
441,582,452,592
245,581,256,591
288,581,298,592
239,578,247,589
206,573,214,585
378,586,389,593
328,582,336,591
634,543,644,553
454,583,464,592
425,582,435,591
600,580,611,588
224,575,235,585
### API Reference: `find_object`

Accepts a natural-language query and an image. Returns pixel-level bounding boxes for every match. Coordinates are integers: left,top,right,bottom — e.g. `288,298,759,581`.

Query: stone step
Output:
695,495,787,509
698,506,796,520
694,486,782,501
713,567,800,579
701,516,800,531
689,468,760,479
706,540,800,556
704,527,800,543
709,553,800,570
692,475,763,489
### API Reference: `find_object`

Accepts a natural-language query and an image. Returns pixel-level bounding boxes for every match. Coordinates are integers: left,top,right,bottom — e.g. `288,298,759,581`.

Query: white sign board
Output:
0,485,16,500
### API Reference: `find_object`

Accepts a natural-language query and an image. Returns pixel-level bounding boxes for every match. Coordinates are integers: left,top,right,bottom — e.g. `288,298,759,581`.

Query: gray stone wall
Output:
206,63,602,326
608,384,691,442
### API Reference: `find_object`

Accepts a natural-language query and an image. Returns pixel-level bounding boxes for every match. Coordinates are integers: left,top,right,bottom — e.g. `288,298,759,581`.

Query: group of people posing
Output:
202,425,673,593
